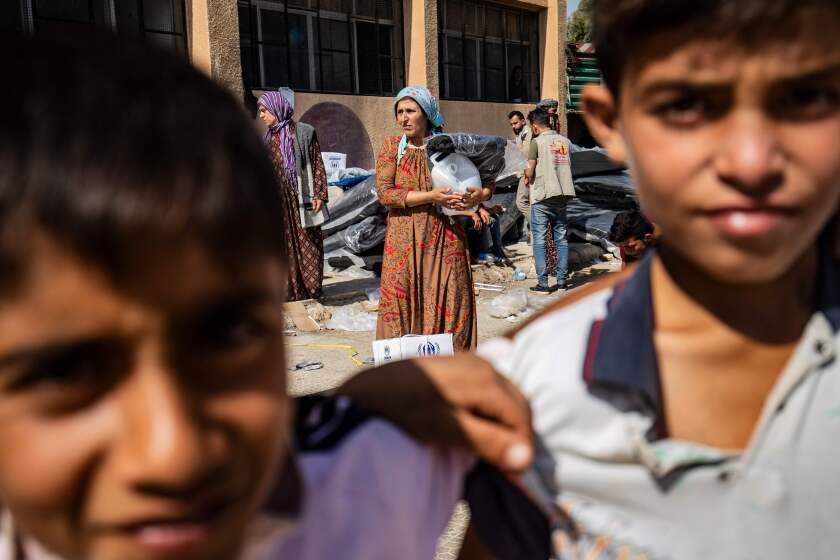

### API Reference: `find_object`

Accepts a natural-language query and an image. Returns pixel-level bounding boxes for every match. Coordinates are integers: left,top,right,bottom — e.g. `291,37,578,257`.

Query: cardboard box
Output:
372,334,455,367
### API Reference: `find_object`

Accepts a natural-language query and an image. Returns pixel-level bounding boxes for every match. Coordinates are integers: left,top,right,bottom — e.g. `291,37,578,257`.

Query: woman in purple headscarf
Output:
258,91,329,301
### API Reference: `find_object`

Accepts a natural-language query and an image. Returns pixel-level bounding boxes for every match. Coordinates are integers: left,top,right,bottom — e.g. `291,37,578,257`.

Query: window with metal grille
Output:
238,0,405,96
438,0,539,102
7,0,187,55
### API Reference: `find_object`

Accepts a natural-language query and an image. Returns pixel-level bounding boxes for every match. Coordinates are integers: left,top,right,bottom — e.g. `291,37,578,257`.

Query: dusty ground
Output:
284,242,620,557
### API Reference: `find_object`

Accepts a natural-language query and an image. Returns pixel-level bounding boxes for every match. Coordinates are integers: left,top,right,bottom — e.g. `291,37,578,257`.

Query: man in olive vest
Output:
524,109,576,292
509,110,534,233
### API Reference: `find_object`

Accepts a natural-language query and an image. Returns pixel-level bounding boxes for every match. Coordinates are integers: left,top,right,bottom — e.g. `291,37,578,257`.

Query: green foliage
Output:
567,0,593,43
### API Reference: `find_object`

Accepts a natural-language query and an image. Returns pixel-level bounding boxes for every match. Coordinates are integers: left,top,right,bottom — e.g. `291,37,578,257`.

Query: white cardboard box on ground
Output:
372,334,455,366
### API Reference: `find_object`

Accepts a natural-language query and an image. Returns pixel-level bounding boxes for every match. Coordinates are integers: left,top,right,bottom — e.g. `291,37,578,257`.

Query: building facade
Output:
5,0,567,168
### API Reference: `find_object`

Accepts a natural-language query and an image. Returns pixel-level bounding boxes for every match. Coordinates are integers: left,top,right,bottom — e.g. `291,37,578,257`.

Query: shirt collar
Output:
581,235,840,439
816,226,840,332
582,252,665,438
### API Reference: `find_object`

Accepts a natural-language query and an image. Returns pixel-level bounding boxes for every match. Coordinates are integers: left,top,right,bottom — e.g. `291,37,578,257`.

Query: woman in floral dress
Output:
375,87,493,351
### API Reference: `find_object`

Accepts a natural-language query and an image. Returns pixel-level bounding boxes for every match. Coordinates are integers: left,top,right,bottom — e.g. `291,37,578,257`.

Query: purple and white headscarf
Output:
259,91,297,187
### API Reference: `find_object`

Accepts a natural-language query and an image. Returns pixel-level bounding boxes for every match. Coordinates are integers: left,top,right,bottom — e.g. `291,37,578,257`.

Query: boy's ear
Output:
582,84,628,165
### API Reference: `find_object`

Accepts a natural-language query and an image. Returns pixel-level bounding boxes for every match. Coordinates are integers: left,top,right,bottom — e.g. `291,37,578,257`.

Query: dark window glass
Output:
485,7,502,39
319,18,349,51
145,31,184,54
33,0,90,22
447,66,465,99
439,0,539,102
356,21,379,93
444,0,462,32
323,53,351,91
114,0,141,33
21,1,186,53
376,0,392,21
322,0,350,14
464,2,479,35
262,10,287,45
239,0,403,95
263,44,291,88
0,1,22,32
354,0,375,18
34,18,93,35
464,38,478,99
486,41,503,68
288,13,310,90
505,12,520,41
445,35,463,65
144,0,177,32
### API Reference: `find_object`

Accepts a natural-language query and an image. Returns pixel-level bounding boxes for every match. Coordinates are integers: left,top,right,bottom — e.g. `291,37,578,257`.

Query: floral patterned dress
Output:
375,136,479,351
268,130,328,301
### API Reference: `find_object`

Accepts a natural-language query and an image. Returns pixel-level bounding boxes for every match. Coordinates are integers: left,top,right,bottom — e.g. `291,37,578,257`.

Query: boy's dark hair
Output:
591,0,839,95
0,34,285,293
608,210,655,243
527,109,550,128
508,111,525,120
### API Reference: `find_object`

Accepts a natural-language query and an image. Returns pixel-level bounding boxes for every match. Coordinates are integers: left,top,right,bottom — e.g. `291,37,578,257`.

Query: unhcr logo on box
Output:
417,340,441,357
372,334,454,366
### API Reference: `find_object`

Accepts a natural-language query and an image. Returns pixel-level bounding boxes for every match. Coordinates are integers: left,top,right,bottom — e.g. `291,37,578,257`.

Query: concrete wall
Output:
251,92,536,171
441,100,534,138
188,0,243,96
293,93,396,169
404,0,441,94
541,0,567,132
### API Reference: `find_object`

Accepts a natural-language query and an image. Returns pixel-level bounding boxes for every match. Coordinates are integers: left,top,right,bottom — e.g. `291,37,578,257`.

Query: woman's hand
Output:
429,188,465,209
459,186,492,209
312,199,324,214
478,206,492,225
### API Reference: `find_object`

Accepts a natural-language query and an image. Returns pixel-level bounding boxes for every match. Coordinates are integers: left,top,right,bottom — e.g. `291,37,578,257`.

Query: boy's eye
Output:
9,342,125,409
650,92,727,127
199,309,272,354
769,83,840,121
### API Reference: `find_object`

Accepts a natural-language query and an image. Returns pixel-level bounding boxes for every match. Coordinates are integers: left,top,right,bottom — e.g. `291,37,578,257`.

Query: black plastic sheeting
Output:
427,133,508,183
568,172,637,243
570,149,626,179
320,150,637,258
321,175,385,237
323,214,387,254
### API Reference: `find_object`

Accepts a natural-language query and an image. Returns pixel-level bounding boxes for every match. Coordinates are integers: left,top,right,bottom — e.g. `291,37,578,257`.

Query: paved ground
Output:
284,243,620,557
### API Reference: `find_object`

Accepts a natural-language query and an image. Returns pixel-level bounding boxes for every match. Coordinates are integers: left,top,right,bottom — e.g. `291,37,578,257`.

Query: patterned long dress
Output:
375,136,479,351
268,130,329,301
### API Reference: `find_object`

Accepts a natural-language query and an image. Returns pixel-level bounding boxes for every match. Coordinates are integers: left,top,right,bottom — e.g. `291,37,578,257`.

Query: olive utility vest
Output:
530,131,576,205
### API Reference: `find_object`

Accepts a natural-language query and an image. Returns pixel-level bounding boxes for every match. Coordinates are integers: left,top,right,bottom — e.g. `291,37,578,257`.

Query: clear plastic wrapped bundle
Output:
427,133,520,184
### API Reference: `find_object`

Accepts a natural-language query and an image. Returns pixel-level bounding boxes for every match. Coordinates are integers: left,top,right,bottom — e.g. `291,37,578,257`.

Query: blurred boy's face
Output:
585,13,840,283
620,237,648,259
0,237,291,560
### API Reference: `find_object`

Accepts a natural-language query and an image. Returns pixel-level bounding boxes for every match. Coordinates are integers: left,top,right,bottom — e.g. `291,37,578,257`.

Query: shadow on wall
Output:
300,102,374,170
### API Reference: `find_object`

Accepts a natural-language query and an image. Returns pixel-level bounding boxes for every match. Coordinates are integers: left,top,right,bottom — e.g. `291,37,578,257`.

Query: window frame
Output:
17,0,188,53
239,0,406,96
438,0,540,103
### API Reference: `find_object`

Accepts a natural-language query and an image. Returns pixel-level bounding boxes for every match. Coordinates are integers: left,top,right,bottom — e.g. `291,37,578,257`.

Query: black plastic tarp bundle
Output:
323,214,387,254
427,134,510,183
568,174,637,246
321,175,385,237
